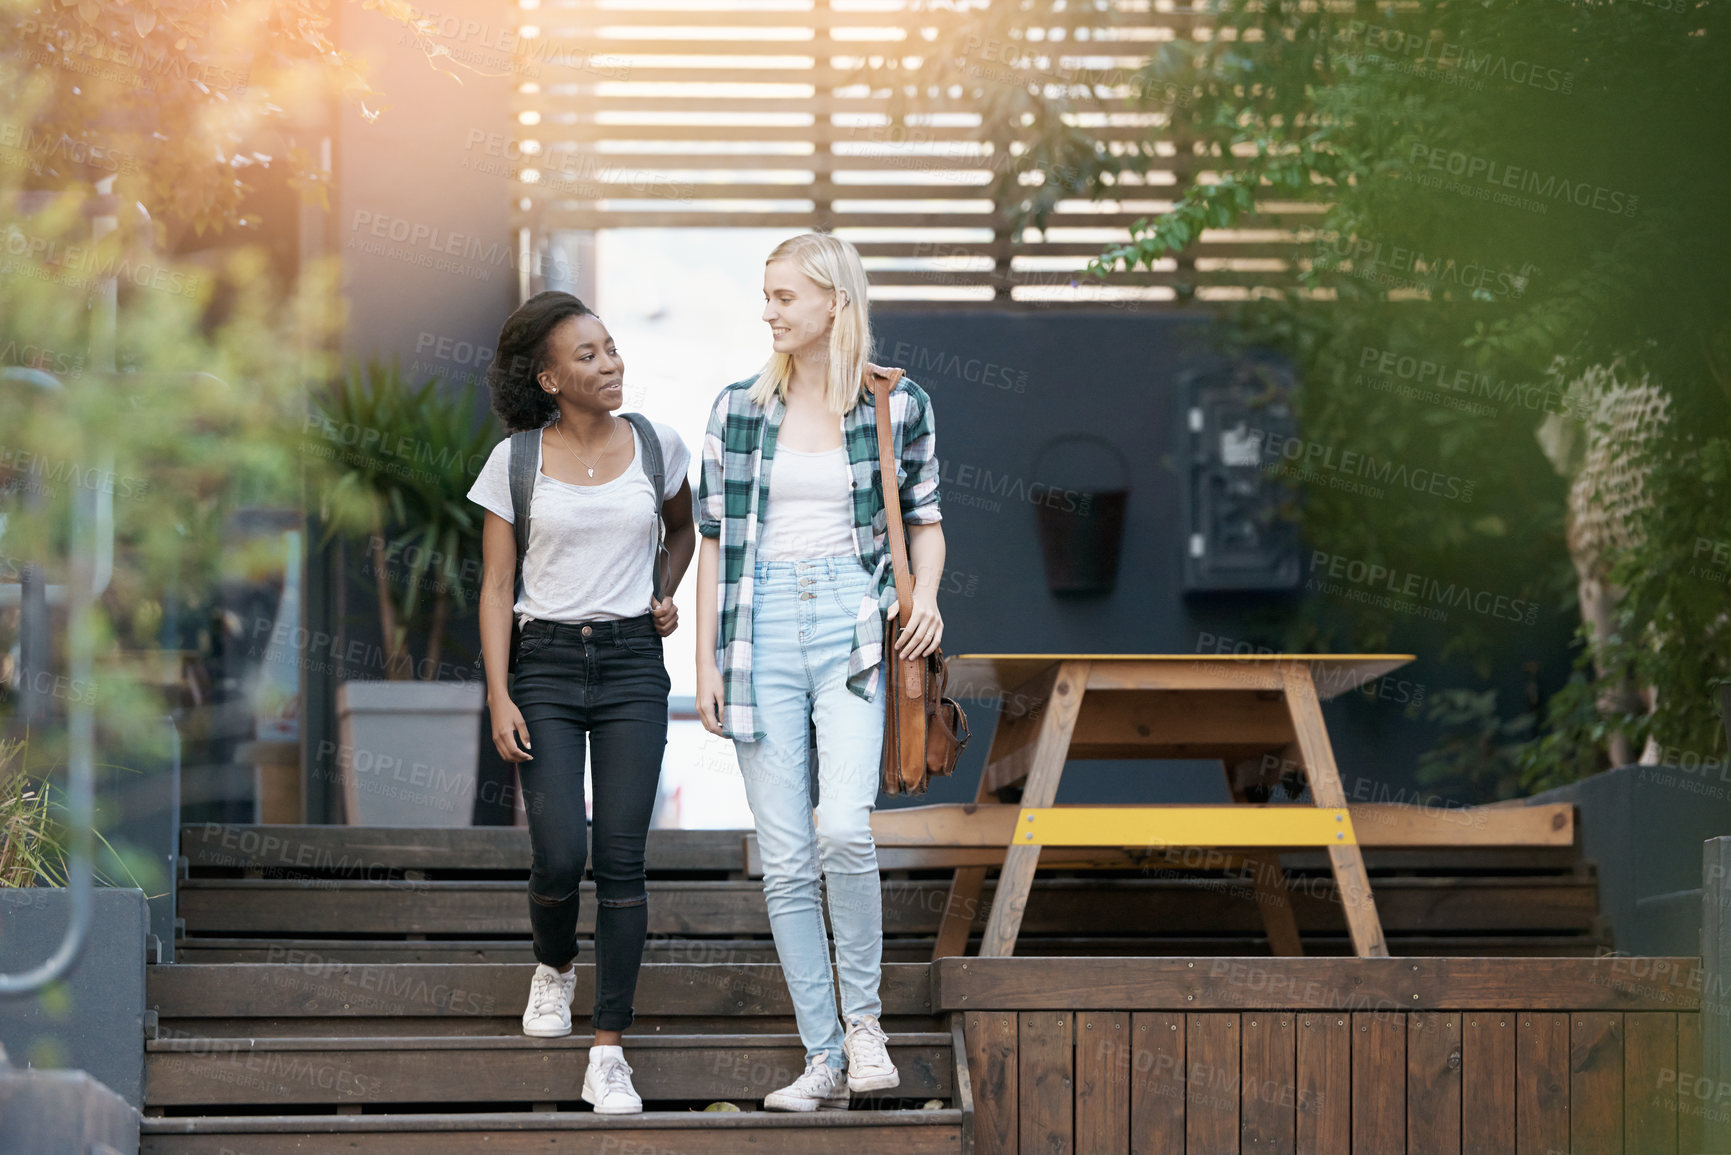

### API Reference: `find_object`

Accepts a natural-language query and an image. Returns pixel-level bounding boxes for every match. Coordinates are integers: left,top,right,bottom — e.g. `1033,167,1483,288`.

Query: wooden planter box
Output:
0,887,148,1108
1526,762,1731,955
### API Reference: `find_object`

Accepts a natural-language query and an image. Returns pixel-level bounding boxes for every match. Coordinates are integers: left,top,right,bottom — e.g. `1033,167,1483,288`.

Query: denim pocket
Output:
830,581,867,620
620,631,663,658
516,630,552,659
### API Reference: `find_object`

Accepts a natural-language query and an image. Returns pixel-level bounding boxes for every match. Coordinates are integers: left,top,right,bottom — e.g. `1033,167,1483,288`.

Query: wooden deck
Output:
942,956,1707,1153
141,824,1717,1153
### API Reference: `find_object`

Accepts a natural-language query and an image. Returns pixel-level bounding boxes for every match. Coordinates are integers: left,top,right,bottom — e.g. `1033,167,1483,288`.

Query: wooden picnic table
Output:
900,653,1417,960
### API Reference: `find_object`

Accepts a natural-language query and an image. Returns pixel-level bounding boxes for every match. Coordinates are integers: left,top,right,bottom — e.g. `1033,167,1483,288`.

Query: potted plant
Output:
0,737,152,1109
312,360,498,826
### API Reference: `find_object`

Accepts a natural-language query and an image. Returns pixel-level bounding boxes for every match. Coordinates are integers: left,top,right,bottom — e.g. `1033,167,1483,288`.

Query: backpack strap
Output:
621,411,669,602
506,427,540,615
509,415,670,610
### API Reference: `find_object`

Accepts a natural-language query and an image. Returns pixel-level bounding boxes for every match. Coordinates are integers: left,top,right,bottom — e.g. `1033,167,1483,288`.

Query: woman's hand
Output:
651,595,679,637
896,589,943,659
695,660,726,736
490,697,533,763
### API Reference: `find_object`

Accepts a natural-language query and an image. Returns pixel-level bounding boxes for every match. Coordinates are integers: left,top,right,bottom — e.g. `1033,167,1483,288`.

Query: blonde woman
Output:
693,233,946,1110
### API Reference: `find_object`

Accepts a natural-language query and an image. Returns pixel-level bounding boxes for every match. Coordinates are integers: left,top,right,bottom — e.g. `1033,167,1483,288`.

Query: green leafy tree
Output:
892,0,1730,792
0,0,443,827
2,0,460,236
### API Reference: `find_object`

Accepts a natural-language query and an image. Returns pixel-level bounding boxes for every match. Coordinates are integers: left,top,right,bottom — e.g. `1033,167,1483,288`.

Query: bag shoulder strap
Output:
868,364,914,626
870,364,925,703
507,428,540,608
621,411,669,602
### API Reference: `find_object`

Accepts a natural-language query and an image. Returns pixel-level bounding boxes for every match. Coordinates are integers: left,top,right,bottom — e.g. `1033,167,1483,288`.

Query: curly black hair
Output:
485,290,596,432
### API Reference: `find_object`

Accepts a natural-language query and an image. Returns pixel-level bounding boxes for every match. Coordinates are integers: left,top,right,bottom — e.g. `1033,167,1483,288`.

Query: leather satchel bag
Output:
868,364,971,795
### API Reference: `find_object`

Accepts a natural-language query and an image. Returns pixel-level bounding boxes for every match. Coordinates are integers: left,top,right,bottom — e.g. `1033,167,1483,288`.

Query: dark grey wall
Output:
868,308,1578,810
336,0,519,375
316,1,519,821
869,307,1226,806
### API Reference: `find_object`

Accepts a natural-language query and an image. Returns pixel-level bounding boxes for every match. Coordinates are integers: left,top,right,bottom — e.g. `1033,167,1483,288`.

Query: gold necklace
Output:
555,413,618,478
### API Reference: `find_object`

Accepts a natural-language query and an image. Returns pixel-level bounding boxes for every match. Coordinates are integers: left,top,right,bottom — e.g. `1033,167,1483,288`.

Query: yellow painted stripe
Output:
949,653,1417,661
1014,806,1358,848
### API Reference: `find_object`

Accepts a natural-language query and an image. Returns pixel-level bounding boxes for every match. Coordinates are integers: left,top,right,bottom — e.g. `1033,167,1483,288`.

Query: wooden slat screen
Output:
508,0,1316,303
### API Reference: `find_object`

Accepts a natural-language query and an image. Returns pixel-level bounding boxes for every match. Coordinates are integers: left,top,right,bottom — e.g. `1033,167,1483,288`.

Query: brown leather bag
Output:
869,364,971,795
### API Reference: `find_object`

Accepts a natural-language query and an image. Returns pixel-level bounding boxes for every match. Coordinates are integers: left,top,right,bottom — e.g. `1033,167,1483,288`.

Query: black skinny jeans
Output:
510,611,669,1032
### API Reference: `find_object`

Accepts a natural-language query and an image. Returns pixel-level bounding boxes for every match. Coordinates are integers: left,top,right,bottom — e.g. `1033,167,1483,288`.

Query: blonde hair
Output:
748,233,873,414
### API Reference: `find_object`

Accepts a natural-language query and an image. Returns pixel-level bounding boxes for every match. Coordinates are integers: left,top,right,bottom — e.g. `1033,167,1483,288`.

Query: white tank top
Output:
758,445,856,561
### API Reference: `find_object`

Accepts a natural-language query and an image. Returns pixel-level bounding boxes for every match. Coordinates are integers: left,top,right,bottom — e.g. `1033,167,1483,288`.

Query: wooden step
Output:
175,875,1604,938
155,1013,948,1040
144,1032,953,1108
183,824,749,876
172,930,1608,964
173,936,805,964
140,1108,966,1154
149,962,935,1020
185,823,1590,879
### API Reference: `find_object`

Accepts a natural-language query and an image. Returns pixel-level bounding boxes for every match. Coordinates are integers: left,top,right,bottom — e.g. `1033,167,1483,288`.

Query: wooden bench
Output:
177,823,1608,962
175,874,1606,956
865,800,1573,853
915,653,1588,961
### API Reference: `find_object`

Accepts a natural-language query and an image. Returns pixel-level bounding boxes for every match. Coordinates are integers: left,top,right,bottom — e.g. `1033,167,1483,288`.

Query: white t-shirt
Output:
467,417,691,624
757,445,856,561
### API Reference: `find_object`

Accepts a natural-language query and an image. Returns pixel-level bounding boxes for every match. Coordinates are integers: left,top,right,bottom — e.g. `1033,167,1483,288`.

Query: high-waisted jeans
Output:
733,554,888,1071
510,611,669,1032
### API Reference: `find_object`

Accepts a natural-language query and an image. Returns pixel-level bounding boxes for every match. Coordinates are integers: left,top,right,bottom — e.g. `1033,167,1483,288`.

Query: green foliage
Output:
312,359,497,680
1513,663,1625,793
895,0,1730,791
1,0,456,237
0,738,59,888
0,199,342,608
1415,672,1608,801
1591,418,1731,764
0,0,431,645
0,0,427,788
874,0,1157,228
1414,688,1534,803
0,736,161,893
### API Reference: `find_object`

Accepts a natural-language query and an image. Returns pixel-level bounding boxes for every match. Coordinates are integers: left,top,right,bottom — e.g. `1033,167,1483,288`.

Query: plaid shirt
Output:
697,373,943,740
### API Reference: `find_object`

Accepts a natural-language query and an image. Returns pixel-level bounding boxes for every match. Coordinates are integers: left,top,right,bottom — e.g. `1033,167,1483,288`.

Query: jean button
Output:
582,625,593,637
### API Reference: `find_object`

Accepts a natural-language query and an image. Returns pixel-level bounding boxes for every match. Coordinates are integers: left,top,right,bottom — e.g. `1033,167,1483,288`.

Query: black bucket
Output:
1030,433,1131,596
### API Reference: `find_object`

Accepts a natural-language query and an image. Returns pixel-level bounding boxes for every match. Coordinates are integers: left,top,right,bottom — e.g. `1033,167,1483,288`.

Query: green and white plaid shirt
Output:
697,372,943,741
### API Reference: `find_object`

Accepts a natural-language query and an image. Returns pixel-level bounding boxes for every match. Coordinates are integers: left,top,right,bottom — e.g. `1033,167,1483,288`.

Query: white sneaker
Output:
843,1014,900,1092
581,1045,643,1114
520,963,576,1037
763,1050,849,1112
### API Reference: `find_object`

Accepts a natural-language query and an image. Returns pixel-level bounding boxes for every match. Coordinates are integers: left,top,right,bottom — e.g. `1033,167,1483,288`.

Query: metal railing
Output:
0,185,121,996
0,441,100,996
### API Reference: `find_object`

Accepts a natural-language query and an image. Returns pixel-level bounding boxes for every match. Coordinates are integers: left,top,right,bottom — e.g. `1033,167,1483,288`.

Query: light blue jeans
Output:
734,553,887,1071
